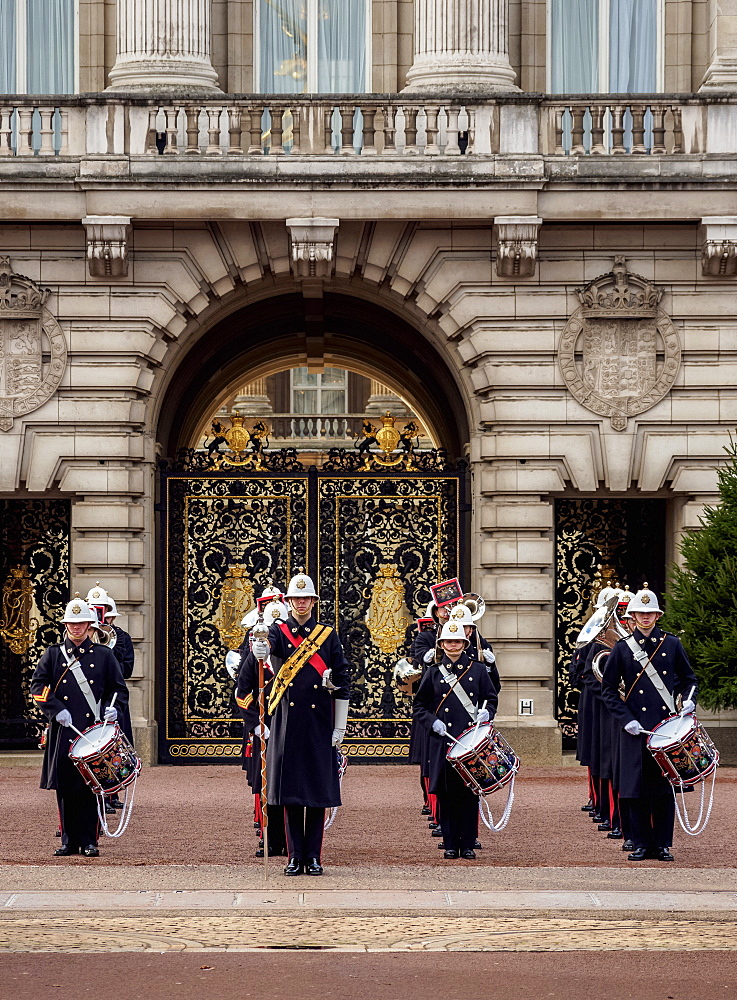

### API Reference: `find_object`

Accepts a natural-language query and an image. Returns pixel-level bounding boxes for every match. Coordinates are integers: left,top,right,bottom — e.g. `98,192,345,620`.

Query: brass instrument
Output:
392,657,422,696
575,593,628,683
459,592,485,622
89,606,117,649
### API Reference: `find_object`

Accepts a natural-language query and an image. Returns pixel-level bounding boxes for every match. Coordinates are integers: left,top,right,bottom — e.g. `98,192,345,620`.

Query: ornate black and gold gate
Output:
0,499,70,749
555,498,666,748
159,450,467,764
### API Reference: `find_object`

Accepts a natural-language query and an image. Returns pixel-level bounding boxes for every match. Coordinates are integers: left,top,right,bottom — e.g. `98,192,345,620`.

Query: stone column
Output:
108,0,220,91
365,379,409,417
404,0,518,93
232,380,274,417
701,0,737,90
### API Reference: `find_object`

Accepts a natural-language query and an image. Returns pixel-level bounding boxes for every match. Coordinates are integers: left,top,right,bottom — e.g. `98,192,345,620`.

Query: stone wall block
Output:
72,501,144,530
479,500,553,530
482,573,552,604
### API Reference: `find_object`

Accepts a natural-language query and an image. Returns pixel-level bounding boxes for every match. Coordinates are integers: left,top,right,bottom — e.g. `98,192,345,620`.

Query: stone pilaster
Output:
108,0,220,91
701,0,737,90
404,0,518,93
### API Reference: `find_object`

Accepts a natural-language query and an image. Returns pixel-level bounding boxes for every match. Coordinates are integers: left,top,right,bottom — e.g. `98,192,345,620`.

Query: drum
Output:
446,723,520,796
647,714,719,787
69,722,141,796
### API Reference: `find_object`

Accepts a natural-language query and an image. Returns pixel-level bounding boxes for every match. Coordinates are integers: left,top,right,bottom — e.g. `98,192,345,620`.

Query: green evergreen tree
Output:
663,436,737,711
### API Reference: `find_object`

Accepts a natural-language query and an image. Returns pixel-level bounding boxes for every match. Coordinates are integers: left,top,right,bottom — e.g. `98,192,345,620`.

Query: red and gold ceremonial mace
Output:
251,616,270,881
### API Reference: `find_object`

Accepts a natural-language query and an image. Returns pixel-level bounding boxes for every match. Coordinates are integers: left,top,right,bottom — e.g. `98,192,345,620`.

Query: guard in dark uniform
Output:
601,588,697,862
234,595,289,858
86,585,135,744
413,617,498,859
253,571,350,876
31,598,128,857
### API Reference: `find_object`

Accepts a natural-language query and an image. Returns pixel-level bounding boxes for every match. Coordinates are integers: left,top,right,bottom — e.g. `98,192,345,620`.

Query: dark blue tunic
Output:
265,614,351,808
601,626,697,798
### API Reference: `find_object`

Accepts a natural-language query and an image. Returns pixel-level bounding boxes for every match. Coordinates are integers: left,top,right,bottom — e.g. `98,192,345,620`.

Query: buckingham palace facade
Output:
1,0,737,765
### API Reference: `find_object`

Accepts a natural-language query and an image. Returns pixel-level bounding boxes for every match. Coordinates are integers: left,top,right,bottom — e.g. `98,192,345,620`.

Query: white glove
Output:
432,719,447,736
322,668,338,691
254,723,269,740
423,648,435,664
225,650,240,680
55,709,72,727
624,720,644,736
482,648,496,665
332,699,349,746
681,699,696,714
252,639,269,660
331,728,345,747
476,708,490,724
103,707,117,723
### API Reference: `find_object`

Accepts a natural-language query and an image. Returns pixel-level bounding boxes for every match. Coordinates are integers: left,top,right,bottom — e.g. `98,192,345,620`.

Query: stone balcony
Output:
1,93,736,221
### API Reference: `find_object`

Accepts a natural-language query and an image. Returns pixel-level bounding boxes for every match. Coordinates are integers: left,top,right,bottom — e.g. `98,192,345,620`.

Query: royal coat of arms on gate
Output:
558,257,681,431
0,257,67,431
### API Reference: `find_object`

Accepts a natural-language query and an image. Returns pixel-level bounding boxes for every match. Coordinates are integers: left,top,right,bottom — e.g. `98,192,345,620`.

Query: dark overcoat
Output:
407,627,436,768
30,636,128,790
412,651,498,794
601,626,698,798
112,625,135,742
265,614,351,808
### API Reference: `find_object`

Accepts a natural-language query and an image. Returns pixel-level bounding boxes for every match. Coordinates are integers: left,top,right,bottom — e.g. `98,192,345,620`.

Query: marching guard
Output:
30,598,128,857
601,587,698,862
413,614,498,858
251,570,351,876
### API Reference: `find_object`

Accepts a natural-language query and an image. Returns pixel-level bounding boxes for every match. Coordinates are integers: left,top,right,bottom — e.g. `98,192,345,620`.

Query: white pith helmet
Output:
595,585,618,608
437,619,470,644
241,608,259,628
260,583,284,601
627,587,662,614
286,570,318,599
261,599,289,624
86,583,111,607
61,597,97,624
446,603,475,627
106,596,118,617
425,600,437,618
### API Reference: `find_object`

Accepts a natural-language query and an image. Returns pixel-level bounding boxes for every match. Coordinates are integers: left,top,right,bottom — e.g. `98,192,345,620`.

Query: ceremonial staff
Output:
251,616,270,880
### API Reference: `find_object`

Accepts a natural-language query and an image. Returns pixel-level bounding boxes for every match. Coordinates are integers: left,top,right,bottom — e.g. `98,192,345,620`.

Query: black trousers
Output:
285,805,325,860
438,766,478,852
622,794,675,851
56,753,99,851
264,804,287,853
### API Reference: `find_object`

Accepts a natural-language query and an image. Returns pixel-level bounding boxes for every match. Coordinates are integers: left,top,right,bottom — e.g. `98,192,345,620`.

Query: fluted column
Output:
108,0,220,91
404,0,518,93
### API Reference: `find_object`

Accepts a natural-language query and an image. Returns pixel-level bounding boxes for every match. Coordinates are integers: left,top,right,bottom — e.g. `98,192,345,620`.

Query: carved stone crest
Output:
0,258,67,431
558,257,681,431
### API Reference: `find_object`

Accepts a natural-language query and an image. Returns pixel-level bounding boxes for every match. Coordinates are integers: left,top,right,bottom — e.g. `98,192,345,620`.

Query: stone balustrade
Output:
0,94,733,160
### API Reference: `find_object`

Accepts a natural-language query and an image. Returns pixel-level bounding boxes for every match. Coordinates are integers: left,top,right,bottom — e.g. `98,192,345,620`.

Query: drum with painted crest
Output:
647,713,719,787
69,721,141,796
446,722,520,796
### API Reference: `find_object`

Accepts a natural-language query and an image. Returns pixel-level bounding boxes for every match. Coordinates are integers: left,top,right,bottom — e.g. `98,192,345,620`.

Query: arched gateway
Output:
156,293,471,763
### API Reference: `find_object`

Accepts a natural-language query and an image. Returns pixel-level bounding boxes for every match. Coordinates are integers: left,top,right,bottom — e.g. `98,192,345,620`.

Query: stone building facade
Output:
2,0,737,764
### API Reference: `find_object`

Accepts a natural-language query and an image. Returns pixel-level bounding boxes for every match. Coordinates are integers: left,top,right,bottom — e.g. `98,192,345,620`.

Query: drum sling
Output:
622,635,674,713
268,623,333,714
436,663,478,722
61,646,101,721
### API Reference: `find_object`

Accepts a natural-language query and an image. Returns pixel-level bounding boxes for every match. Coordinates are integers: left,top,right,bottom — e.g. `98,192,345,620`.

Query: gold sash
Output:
268,623,334,715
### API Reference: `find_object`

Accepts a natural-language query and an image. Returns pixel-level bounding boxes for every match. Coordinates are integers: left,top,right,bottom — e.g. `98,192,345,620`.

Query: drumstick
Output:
103,692,118,728
472,700,488,739
680,686,696,715
69,724,97,747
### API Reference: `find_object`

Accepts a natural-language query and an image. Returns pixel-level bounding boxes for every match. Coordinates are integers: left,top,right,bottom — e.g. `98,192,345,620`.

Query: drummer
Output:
601,587,697,862
413,612,498,859
30,598,128,857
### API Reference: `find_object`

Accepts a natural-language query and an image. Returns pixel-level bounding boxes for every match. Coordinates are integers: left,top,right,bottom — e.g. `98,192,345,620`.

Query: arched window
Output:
0,0,76,94
549,0,661,93
256,0,369,94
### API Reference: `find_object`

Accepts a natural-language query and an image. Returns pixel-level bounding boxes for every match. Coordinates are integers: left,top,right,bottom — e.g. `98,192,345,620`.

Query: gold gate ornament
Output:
0,566,40,655
214,565,255,650
365,563,411,655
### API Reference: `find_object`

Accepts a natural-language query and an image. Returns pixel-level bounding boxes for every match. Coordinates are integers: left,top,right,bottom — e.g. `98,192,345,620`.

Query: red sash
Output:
278,622,330,678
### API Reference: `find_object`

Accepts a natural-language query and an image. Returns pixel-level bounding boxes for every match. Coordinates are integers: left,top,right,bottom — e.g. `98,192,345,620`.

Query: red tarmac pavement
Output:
2,762,735,868
2,951,737,1000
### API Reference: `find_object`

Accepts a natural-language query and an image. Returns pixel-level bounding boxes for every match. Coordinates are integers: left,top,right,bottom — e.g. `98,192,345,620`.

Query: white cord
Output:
672,768,717,837
96,778,138,839
478,774,516,832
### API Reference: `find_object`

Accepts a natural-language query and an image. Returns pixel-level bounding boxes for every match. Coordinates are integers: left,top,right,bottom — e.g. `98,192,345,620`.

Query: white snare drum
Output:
69,722,141,796
446,722,520,796
647,714,719,787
